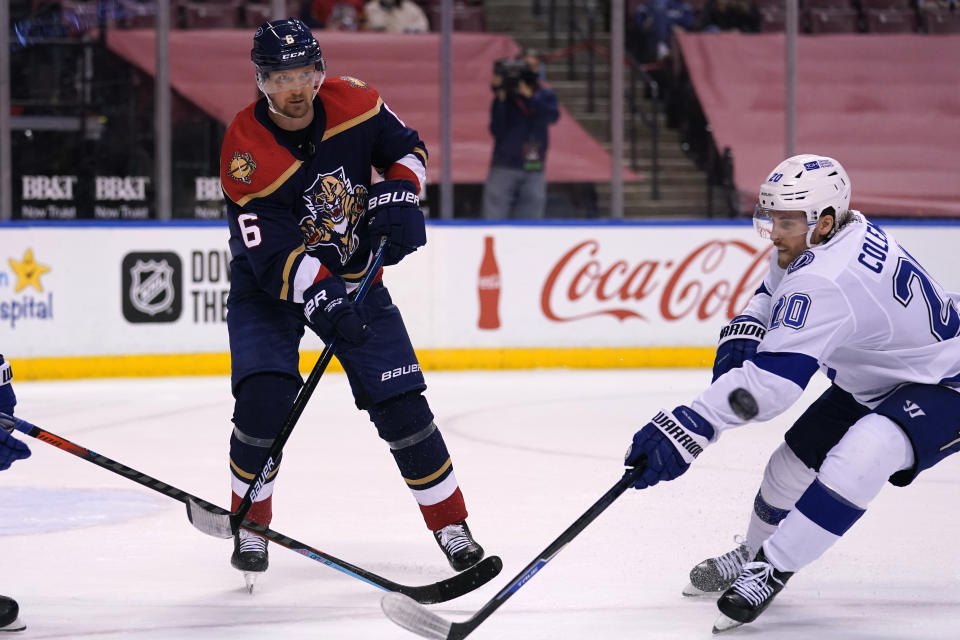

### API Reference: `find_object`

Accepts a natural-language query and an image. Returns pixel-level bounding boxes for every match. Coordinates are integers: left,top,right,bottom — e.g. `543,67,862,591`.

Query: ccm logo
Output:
381,364,421,381
368,191,419,210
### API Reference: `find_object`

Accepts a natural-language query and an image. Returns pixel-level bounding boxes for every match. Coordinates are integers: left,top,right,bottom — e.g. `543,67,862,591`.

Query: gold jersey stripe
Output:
233,159,303,207
405,458,452,487
230,457,280,481
322,97,383,141
279,244,306,301
413,147,428,165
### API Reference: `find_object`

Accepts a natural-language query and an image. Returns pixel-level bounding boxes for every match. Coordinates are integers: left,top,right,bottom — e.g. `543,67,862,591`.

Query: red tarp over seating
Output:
106,30,639,184
676,32,960,217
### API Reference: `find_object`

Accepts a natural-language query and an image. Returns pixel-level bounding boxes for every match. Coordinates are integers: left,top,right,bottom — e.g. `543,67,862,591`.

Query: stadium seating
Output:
806,7,860,33
924,6,960,33
428,2,486,32
182,1,241,29
864,8,917,32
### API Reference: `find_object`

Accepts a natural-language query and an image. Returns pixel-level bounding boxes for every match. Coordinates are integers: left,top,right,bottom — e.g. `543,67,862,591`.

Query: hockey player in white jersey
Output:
622,154,960,632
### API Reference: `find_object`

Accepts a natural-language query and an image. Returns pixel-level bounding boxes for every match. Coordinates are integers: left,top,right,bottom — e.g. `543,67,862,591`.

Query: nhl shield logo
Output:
121,252,182,323
129,259,176,316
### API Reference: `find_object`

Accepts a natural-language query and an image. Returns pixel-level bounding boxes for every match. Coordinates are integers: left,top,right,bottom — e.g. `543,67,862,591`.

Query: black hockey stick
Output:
187,238,388,539
381,464,645,639
3,413,503,604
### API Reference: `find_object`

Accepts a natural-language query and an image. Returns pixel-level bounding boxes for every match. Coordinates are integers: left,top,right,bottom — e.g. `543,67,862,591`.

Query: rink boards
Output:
2,220,959,379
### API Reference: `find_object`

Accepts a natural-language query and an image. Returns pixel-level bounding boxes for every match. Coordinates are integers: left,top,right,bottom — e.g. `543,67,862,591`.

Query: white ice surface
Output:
2,370,958,639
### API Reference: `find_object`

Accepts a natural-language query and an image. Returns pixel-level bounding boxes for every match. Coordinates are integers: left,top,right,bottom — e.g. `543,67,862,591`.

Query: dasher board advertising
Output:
2,222,959,369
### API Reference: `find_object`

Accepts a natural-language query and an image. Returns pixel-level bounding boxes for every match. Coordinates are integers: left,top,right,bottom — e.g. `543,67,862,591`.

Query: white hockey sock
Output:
763,414,914,572
745,442,816,556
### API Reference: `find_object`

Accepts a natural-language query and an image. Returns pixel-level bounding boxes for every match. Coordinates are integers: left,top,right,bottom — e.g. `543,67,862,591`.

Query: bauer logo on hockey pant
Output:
381,364,421,382
652,411,704,460
367,191,419,210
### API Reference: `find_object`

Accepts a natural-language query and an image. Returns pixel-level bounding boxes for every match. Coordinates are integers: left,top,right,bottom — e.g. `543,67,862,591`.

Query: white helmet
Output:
755,154,851,244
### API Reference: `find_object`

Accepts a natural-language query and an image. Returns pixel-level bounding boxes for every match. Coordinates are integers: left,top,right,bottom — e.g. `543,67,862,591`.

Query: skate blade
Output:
682,582,720,597
0,618,27,633
242,572,259,594
0,616,26,632
712,613,744,634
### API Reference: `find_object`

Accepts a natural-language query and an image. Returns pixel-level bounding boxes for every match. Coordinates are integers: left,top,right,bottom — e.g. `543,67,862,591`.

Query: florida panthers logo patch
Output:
227,151,257,184
341,76,368,90
300,167,368,265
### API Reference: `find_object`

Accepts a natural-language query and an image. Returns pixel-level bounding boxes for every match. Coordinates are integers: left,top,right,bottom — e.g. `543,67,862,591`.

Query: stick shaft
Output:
15,414,501,603
454,467,643,637
231,238,387,528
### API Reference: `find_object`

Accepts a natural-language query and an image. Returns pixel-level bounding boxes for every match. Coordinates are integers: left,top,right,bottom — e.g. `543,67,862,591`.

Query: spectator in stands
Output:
700,0,761,33
522,48,547,82
308,0,365,29
363,0,429,33
327,3,361,30
629,0,696,63
481,56,560,219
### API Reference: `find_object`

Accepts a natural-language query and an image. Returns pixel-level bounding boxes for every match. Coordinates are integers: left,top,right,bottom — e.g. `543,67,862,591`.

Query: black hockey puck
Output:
728,388,759,420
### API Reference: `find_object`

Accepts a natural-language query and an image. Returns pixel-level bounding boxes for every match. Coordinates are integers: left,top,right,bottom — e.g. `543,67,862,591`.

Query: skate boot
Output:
0,595,25,632
683,536,751,597
433,520,485,572
231,529,269,593
713,548,793,634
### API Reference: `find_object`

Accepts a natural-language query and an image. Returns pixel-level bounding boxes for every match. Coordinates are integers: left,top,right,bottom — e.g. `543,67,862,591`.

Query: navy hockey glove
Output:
365,179,426,266
711,315,766,382
624,405,713,490
303,276,369,346
0,355,16,417
0,413,30,471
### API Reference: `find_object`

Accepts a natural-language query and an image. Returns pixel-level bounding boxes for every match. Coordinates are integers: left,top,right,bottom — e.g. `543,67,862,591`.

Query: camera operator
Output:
481,52,560,219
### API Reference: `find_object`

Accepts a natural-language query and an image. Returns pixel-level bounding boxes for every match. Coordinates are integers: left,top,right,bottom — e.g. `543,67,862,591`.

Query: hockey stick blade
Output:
186,238,387,539
9,413,502,604
381,466,645,639
185,497,234,538
382,593,454,640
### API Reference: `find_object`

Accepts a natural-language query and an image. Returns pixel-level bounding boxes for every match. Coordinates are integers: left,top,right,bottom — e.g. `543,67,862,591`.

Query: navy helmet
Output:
251,18,325,75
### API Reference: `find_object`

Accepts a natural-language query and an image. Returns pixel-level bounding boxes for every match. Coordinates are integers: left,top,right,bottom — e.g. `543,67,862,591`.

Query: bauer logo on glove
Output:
368,190,419,210
364,179,426,266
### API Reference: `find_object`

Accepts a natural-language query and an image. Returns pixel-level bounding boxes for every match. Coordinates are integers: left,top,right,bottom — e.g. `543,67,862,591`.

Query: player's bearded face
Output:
754,208,810,268
262,65,322,119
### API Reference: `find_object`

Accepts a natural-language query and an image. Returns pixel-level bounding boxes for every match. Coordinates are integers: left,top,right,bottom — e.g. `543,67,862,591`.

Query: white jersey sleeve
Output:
693,270,852,433
691,213,960,436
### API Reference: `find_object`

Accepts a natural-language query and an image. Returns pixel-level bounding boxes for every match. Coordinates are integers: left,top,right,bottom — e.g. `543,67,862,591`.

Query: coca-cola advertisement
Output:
388,224,776,350
477,236,501,330
540,238,772,326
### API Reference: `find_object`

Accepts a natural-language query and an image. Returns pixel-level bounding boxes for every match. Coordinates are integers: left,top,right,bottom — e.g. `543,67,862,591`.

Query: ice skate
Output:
712,548,793,634
231,529,269,593
0,596,25,633
433,521,484,572
683,536,751,597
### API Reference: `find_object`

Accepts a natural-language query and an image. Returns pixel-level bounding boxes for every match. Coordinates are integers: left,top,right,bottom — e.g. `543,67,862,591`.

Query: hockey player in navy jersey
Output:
0,355,30,633
622,155,960,632
219,18,485,588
